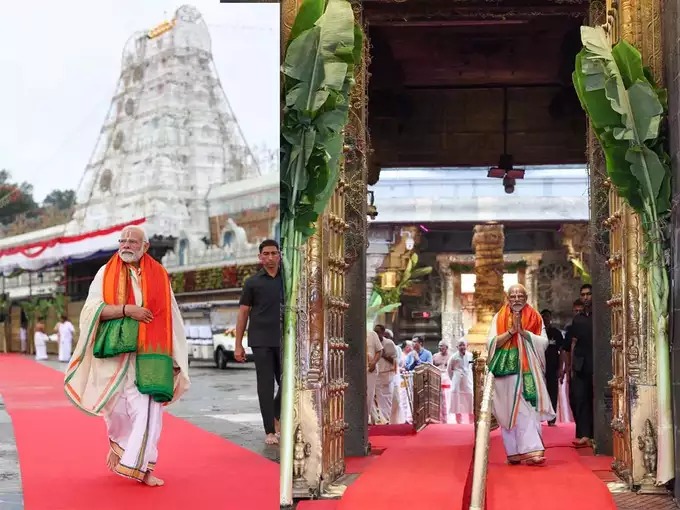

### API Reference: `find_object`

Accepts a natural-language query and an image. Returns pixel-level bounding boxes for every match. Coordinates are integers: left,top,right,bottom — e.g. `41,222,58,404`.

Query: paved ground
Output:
0,355,278,510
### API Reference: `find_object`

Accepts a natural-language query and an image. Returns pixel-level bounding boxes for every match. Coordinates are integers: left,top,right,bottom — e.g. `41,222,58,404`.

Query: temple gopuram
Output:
0,5,278,357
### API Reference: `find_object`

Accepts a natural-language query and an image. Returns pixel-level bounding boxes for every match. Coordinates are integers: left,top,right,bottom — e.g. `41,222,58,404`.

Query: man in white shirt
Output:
366,329,383,424
374,325,398,423
57,315,75,362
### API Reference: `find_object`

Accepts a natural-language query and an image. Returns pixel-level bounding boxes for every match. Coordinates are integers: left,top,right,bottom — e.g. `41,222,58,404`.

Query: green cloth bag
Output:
92,317,139,358
136,353,175,403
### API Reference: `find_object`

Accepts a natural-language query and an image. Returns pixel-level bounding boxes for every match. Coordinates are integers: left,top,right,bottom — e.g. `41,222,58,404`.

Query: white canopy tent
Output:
0,218,147,276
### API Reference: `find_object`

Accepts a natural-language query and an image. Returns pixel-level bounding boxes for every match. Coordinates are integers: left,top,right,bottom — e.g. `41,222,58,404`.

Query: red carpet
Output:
338,425,475,510
486,424,617,510
0,354,277,510
369,423,416,436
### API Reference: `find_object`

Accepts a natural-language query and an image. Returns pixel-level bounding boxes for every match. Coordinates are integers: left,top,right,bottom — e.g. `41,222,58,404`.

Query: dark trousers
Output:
570,371,594,439
252,346,282,435
545,370,559,424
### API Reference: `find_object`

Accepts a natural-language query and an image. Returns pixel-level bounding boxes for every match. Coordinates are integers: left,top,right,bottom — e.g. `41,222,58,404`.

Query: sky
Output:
0,1,280,202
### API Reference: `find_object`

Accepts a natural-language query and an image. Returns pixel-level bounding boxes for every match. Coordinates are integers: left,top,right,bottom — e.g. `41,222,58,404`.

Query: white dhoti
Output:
390,373,404,424
557,377,574,423
440,371,452,424
106,356,163,480
497,379,545,462
58,340,72,362
376,372,394,423
34,333,48,360
367,369,378,424
449,351,474,424
399,372,413,424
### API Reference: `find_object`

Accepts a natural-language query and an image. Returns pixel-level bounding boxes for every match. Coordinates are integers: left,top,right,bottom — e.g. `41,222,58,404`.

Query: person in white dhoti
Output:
374,325,398,423
366,330,383,424
433,340,453,423
57,315,75,362
34,322,49,360
384,329,404,424
64,225,190,486
487,284,555,465
396,340,414,423
20,325,27,353
448,339,474,424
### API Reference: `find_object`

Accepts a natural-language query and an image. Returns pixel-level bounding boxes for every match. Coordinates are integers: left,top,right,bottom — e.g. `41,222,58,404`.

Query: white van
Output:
186,324,253,369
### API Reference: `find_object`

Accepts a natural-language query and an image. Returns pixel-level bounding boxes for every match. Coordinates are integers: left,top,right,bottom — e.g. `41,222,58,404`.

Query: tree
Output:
43,189,76,210
0,169,38,225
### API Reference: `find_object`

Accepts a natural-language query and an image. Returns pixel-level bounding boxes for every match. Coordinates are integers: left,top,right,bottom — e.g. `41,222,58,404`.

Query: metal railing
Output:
469,368,495,510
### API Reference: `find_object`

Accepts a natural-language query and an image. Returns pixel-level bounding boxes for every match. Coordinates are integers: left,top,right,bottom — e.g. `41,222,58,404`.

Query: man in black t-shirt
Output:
235,239,283,445
541,309,564,426
568,284,594,447
560,299,584,384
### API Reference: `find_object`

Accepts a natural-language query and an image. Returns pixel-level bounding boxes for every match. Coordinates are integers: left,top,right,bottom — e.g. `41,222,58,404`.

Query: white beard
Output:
119,251,140,263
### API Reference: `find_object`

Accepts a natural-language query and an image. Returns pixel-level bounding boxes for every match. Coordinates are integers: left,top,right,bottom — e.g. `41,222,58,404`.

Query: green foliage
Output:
569,258,592,284
53,293,67,317
367,253,433,328
572,26,670,220
43,189,76,210
279,2,362,501
20,297,52,324
573,25,674,478
0,169,38,225
280,0,362,244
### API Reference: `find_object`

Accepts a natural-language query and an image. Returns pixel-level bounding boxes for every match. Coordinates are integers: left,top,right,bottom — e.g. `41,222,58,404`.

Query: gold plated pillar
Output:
466,224,506,351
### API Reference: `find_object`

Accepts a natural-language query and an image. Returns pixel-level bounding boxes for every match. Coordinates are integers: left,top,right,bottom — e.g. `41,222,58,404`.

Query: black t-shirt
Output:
239,268,282,348
570,312,593,374
545,326,564,376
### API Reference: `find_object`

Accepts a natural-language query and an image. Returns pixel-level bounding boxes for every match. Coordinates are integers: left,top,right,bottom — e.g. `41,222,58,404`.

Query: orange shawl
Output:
495,303,543,374
102,253,174,402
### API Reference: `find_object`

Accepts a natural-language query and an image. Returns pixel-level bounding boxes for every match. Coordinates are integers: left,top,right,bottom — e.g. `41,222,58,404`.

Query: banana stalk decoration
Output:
279,0,362,505
572,26,673,484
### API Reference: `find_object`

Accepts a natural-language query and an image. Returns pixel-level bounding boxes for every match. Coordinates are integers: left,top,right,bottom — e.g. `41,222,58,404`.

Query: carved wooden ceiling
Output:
362,0,590,182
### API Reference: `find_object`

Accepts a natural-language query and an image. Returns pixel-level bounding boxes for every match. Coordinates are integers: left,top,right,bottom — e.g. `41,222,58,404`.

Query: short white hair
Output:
121,224,149,243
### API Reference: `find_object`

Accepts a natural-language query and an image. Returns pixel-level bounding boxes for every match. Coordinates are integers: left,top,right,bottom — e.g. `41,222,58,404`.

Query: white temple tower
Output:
67,5,260,244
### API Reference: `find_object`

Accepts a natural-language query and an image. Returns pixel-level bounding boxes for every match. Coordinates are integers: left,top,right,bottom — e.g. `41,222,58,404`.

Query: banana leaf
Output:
572,25,673,484
280,0,362,505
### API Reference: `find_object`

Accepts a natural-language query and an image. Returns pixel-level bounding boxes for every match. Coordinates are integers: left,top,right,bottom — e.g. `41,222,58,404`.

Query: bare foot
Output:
143,473,165,487
275,419,281,435
572,437,591,448
265,433,279,445
106,450,118,472
525,457,546,466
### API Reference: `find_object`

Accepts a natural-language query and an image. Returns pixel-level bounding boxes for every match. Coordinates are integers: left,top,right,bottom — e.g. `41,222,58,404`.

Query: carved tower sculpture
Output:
66,4,259,247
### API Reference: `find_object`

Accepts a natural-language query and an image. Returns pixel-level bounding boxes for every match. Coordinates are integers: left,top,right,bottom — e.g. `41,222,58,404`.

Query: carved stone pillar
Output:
438,259,455,347
523,256,541,310
466,224,506,351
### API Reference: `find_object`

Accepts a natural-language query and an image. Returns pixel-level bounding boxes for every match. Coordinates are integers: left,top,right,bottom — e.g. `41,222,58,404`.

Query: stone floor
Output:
613,490,678,510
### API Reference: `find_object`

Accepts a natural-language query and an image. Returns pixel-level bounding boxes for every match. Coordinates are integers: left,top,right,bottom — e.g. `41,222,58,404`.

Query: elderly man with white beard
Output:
487,284,555,466
64,225,190,486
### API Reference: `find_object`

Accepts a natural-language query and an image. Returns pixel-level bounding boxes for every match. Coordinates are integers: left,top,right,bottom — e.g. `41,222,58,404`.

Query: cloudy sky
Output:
0,1,279,202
